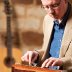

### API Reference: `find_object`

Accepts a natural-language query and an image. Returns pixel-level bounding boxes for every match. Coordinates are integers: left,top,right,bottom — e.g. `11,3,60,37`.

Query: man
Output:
21,0,72,70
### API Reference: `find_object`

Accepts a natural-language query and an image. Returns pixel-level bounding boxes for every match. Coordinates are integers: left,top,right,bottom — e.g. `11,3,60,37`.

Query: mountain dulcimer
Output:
12,64,62,72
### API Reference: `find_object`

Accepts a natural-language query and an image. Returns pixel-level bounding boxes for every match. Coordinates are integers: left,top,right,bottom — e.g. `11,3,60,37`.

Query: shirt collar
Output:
60,2,71,28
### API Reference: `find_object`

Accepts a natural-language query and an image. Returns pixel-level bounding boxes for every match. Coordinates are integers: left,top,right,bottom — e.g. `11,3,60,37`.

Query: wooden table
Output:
12,64,62,72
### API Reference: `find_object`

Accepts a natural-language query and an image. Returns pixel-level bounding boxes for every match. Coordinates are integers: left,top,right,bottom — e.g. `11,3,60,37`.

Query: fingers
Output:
45,59,54,67
41,58,54,68
52,58,63,66
21,51,38,65
21,52,28,62
29,51,39,65
32,54,38,62
41,59,50,68
41,57,62,68
52,60,57,66
21,51,33,65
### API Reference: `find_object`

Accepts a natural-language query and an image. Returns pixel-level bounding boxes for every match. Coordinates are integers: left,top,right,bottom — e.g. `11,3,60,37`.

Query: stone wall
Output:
0,0,72,53
0,0,46,54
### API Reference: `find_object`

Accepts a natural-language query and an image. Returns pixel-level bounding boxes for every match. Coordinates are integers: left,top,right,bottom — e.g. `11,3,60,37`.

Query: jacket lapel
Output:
60,13,72,57
41,15,54,61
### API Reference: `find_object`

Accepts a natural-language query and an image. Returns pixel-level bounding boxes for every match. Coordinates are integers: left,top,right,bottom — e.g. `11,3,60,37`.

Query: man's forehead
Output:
41,0,60,4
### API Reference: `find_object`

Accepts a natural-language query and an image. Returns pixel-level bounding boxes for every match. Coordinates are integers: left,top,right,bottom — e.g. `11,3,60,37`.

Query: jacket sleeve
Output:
36,16,46,66
60,40,72,70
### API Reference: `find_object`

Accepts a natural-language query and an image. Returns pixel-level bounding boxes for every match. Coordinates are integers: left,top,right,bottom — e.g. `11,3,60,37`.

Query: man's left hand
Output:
41,57,63,68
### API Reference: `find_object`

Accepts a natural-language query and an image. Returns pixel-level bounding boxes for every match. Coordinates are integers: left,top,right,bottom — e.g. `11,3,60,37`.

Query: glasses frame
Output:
41,0,61,10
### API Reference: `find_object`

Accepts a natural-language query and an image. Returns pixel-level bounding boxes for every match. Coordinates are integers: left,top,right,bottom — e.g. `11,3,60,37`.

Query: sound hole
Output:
4,57,15,67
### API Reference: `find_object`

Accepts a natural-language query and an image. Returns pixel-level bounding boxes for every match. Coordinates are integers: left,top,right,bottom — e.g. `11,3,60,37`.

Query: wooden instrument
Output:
0,0,21,72
12,64,62,72
3,0,15,67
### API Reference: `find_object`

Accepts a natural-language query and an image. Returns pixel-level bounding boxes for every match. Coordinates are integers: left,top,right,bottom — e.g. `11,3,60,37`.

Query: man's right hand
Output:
21,51,39,65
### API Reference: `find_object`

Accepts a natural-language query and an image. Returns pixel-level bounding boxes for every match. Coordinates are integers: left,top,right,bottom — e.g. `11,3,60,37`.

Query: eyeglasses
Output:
41,0,61,10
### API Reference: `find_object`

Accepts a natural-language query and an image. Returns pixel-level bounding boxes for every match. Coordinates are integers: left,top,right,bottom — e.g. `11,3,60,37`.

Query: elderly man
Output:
21,0,72,70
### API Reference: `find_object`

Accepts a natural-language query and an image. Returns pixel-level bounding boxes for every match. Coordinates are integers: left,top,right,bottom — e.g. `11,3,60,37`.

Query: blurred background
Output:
0,0,72,72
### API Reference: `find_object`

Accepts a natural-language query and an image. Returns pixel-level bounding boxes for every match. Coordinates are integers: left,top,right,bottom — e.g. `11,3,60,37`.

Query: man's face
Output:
41,0,67,19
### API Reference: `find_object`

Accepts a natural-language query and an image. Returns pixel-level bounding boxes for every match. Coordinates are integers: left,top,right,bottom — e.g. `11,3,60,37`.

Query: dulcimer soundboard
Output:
12,64,62,72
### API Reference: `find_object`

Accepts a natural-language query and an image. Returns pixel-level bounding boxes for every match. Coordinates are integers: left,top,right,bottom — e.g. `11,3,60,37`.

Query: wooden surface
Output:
12,64,62,72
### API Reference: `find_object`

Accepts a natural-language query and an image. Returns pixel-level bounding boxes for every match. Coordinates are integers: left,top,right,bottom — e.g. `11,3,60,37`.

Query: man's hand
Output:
41,57,63,68
21,51,39,65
